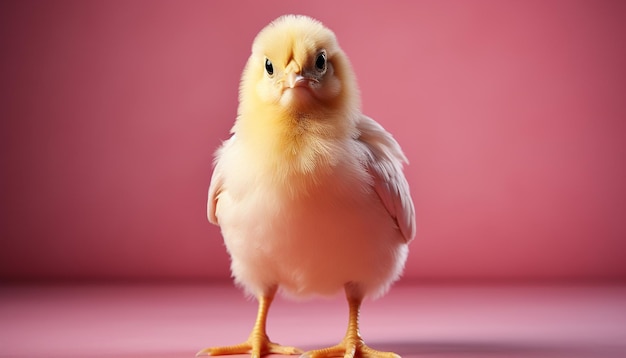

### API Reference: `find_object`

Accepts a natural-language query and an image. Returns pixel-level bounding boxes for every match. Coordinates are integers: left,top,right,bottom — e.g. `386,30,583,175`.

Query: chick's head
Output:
239,15,359,117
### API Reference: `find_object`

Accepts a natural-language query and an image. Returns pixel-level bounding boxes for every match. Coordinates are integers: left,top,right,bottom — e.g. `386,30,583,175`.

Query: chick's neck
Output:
235,103,357,176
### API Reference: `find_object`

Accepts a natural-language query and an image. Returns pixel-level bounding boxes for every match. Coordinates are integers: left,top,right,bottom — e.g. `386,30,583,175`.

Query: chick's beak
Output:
285,71,309,89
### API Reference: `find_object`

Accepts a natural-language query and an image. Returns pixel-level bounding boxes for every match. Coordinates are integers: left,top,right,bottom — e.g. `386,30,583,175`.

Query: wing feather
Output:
357,115,416,242
207,165,222,225
207,136,235,225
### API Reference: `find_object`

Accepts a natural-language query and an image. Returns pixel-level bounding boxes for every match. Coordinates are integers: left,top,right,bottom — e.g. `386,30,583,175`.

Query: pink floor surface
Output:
1,283,625,358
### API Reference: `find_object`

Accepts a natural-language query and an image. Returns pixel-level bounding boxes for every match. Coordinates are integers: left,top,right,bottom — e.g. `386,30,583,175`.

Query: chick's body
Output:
216,119,407,298
201,15,415,358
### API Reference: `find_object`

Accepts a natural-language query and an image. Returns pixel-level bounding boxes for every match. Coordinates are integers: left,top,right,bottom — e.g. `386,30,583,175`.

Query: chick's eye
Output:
265,58,274,76
315,52,326,72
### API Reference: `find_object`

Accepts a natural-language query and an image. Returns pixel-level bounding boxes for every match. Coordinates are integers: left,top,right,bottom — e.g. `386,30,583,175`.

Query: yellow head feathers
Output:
237,15,359,121
232,15,362,177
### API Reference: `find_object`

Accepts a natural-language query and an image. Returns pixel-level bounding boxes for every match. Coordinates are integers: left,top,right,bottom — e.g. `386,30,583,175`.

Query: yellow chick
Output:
199,15,415,358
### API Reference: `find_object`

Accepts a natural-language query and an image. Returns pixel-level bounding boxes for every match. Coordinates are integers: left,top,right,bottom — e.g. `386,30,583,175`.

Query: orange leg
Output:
302,284,399,358
197,286,301,358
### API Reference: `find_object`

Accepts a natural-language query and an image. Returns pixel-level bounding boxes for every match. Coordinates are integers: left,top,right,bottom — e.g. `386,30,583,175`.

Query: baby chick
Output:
198,15,415,358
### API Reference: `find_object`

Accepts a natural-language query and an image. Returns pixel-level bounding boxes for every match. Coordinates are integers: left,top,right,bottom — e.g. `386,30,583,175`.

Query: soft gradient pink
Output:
1,0,625,282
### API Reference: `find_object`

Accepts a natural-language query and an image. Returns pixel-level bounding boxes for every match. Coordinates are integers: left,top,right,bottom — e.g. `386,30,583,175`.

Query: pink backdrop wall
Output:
1,0,625,282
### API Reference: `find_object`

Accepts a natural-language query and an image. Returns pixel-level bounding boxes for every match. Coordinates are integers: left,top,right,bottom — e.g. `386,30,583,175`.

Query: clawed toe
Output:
196,340,301,357
301,341,399,358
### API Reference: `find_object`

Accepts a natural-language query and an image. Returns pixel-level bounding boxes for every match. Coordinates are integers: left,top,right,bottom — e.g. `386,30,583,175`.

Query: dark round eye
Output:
315,52,326,72
265,58,274,76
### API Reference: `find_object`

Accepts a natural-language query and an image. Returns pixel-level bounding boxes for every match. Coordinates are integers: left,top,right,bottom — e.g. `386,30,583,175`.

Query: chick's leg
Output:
197,286,301,358
302,284,399,358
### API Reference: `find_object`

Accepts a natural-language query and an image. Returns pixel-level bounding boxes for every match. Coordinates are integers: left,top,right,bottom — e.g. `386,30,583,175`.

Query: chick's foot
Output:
301,284,400,358
197,288,301,358
300,337,399,358
196,337,301,358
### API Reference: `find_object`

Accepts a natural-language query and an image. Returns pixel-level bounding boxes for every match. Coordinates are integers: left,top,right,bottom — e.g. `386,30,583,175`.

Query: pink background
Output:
1,0,625,283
